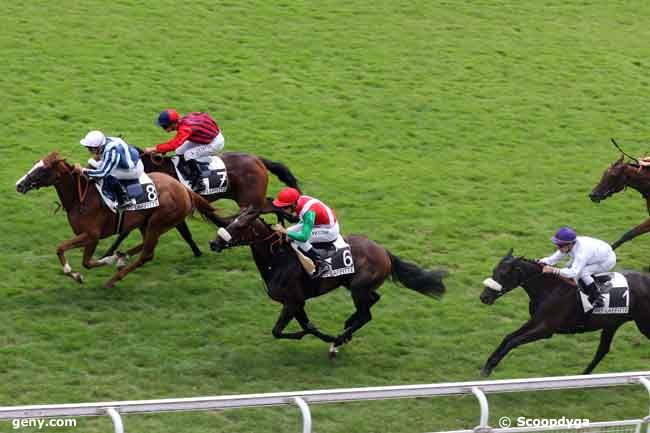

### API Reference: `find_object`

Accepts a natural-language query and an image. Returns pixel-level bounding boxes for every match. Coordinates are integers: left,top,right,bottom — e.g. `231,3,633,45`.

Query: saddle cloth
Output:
95,173,159,213
171,155,228,195
579,272,630,315
294,235,355,279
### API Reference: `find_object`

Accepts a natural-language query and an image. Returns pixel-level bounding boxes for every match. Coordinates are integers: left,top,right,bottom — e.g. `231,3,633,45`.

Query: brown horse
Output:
589,155,650,250
208,218,447,357
102,150,300,258
15,152,227,288
479,250,650,376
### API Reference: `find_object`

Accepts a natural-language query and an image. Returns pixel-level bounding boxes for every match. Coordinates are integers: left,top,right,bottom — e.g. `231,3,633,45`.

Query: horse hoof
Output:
193,249,203,258
480,368,491,378
72,273,84,284
104,281,115,289
328,344,339,360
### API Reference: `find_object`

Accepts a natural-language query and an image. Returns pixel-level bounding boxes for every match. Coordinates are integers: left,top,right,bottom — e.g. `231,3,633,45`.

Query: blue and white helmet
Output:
80,130,106,148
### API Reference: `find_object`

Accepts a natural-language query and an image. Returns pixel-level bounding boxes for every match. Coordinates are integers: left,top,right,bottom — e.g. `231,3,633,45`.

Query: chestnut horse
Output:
208,218,447,357
103,150,300,258
589,155,650,250
479,250,650,376
16,152,227,288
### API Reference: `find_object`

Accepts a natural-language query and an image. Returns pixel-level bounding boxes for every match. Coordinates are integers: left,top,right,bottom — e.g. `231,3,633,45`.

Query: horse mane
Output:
43,151,63,167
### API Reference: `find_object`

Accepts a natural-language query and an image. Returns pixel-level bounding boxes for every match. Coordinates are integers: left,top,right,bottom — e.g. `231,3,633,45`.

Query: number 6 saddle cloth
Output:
294,236,356,279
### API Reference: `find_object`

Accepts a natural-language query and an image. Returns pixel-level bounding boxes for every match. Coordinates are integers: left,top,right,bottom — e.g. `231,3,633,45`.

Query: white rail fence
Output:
0,371,648,433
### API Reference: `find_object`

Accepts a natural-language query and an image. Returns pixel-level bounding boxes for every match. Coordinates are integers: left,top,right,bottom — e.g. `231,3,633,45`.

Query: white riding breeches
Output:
111,160,144,180
288,221,340,251
579,255,616,285
175,133,225,162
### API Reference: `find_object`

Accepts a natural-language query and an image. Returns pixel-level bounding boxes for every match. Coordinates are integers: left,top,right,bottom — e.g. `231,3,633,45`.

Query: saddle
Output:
578,272,630,315
171,155,228,195
293,236,355,279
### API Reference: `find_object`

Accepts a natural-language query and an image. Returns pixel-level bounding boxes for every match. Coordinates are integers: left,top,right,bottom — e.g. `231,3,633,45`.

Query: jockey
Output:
272,187,339,278
144,109,224,192
540,227,616,309
74,130,144,210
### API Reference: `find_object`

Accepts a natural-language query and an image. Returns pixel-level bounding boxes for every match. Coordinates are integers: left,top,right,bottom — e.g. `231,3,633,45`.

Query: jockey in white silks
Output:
539,226,616,309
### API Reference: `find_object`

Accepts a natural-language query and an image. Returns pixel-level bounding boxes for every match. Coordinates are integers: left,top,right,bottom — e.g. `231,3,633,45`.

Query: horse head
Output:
209,217,283,252
16,152,69,194
480,249,542,305
589,155,634,202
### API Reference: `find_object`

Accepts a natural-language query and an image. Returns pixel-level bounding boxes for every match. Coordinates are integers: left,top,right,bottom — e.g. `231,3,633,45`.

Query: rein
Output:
58,161,90,208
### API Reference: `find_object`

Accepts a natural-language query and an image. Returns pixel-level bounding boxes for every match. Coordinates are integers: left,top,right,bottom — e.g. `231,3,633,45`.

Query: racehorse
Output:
208,218,447,357
100,150,300,258
15,152,227,288
479,249,650,376
589,155,650,250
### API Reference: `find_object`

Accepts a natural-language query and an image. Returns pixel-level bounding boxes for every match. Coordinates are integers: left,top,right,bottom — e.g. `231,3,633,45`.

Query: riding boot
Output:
114,182,134,210
584,282,604,309
302,247,332,279
186,159,205,192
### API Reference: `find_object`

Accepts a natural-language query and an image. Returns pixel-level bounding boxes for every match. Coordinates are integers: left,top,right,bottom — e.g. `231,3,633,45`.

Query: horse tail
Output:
260,157,301,192
189,191,229,227
388,252,447,298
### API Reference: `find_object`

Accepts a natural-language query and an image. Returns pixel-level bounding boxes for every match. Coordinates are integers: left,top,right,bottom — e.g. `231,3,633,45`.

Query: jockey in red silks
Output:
144,109,224,192
273,187,340,278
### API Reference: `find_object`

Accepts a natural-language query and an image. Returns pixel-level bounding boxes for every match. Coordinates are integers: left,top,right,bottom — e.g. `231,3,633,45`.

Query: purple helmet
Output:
551,227,577,245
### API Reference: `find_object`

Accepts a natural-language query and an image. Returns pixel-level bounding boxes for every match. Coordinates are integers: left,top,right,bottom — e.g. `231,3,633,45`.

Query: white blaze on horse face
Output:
483,277,503,292
16,160,45,186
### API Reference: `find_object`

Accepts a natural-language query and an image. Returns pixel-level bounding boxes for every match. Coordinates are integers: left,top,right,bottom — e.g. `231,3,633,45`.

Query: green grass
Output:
1,1,650,432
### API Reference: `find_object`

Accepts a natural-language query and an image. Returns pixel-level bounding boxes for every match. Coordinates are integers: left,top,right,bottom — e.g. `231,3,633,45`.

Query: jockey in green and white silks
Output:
77,130,144,209
273,187,340,278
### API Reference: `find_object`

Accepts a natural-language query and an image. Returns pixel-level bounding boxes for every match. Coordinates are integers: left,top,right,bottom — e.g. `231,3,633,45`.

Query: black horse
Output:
209,218,447,356
479,250,650,376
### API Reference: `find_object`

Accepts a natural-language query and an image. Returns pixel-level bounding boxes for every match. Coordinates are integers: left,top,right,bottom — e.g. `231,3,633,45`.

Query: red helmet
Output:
273,187,300,207
156,109,179,128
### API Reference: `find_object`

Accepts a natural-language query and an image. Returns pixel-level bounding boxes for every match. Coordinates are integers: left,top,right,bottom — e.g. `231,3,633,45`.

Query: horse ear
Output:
506,248,513,258
617,154,624,164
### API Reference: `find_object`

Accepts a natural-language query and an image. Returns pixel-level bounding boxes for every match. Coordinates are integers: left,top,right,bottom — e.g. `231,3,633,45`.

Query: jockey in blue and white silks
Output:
76,130,144,209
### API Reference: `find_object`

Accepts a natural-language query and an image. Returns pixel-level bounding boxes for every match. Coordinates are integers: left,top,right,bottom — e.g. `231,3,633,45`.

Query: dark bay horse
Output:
589,155,650,249
479,250,650,376
102,150,300,257
208,218,447,357
16,152,227,288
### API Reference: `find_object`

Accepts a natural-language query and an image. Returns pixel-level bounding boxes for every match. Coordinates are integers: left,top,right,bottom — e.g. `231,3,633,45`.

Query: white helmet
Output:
80,130,106,148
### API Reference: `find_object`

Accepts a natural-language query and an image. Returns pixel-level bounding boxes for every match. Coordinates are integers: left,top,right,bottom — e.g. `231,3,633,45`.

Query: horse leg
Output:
481,320,553,377
333,286,379,350
294,308,337,343
81,240,115,269
175,220,202,257
56,233,91,283
611,218,650,250
103,229,161,288
271,304,309,340
101,231,130,258
583,324,622,375
344,291,381,329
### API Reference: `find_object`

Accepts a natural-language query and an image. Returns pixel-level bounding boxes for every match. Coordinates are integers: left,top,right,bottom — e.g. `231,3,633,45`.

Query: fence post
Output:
471,387,490,433
640,377,650,433
105,407,124,433
293,397,312,433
